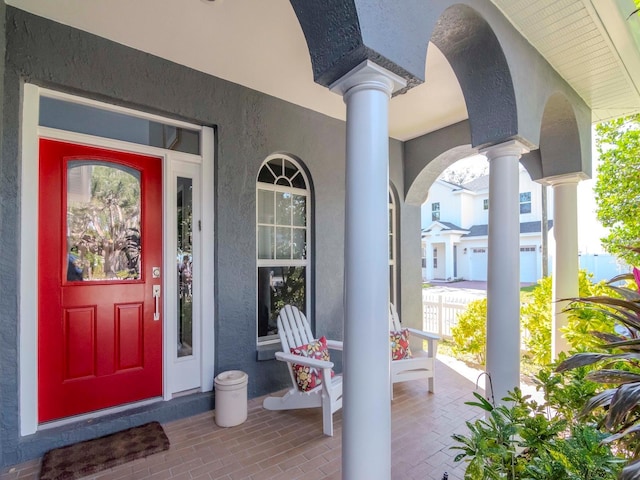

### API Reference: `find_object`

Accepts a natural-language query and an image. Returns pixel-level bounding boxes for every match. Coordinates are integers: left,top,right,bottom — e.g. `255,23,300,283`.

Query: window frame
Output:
483,198,489,210
431,202,440,221
519,191,532,214
256,155,311,345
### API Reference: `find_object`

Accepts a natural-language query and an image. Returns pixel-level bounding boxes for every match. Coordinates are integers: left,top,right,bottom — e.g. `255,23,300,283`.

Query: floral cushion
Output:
390,329,413,361
290,336,333,392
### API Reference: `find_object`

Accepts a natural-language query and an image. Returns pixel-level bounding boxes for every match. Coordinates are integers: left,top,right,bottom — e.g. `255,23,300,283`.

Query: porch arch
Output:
405,144,478,206
539,92,584,179
430,4,518,148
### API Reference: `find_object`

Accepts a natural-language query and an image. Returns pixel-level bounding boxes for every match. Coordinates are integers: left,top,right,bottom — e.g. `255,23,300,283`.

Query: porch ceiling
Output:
492,0,640,123
7,0,640,139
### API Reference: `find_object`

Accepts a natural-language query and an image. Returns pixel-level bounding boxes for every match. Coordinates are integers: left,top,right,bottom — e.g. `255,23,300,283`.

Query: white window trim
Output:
256,155,311,345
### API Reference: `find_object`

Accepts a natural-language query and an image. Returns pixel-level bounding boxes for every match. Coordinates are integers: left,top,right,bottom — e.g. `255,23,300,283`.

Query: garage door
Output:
520,246,538,283
469,248,488,281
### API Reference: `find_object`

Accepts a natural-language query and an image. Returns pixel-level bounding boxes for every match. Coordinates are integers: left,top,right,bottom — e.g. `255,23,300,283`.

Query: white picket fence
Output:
422,290,485,338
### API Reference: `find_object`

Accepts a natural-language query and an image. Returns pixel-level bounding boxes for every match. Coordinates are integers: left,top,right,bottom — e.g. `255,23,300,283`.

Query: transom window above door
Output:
39,96,201,155
256,156,311,344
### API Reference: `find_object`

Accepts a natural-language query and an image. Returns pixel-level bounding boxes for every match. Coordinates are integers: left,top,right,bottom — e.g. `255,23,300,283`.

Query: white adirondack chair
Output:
262,305,343,436
389,303,439,397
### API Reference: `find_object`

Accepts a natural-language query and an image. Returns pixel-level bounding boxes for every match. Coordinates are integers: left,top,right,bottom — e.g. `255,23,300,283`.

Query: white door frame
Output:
19,84,215,435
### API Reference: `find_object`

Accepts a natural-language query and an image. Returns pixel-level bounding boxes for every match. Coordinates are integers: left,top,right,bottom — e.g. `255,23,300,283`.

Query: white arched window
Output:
256,156,311,344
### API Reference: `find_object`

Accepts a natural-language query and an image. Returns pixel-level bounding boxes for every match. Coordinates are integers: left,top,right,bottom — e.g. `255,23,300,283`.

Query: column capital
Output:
480,139,530,161
540,172,589,187
329,60,407,99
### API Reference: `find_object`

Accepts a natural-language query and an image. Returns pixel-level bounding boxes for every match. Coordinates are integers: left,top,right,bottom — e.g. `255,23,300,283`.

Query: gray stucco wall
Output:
0,0,6,469
1,7,359,466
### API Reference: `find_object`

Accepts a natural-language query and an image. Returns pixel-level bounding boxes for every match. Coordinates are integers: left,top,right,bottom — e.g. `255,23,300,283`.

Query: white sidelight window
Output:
256,156,310,344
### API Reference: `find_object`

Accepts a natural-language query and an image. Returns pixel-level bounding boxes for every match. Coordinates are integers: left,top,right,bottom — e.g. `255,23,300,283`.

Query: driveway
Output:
426,280,536,294
425,280,488,297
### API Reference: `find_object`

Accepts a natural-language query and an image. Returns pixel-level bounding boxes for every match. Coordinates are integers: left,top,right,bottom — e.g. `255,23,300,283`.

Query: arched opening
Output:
430,4,518,148
539,92,583,179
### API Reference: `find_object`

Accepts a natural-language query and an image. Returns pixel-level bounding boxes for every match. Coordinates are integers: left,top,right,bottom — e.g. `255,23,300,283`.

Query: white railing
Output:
423,290,485,338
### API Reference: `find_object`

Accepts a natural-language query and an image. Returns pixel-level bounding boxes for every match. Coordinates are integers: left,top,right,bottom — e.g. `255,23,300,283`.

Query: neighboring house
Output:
422,168,553,283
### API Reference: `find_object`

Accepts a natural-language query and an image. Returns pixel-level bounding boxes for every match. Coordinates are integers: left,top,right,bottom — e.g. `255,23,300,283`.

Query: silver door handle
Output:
153,285,161,321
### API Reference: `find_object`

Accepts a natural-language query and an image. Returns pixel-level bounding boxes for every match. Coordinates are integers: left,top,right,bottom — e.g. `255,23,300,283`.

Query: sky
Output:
577,157,608,254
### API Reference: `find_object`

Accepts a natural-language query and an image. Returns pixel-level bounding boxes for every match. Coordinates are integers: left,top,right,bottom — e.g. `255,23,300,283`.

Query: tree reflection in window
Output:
257,157,310,342
66,161,141,281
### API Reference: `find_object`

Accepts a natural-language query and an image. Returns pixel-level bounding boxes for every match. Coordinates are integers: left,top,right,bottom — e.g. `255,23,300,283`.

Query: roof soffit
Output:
490,0,640,122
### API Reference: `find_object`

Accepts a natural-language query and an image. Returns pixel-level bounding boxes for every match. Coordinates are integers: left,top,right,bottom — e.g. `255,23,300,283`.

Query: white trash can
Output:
214,370,248,427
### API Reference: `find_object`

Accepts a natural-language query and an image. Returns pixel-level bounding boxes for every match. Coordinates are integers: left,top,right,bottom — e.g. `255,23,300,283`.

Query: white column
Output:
481,141,529,404
549,175,581,358
331,60,406,480
445,237,455,280
425,238,434,281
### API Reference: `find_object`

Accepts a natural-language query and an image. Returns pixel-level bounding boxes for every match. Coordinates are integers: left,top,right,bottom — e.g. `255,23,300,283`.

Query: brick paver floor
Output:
0,360,484,479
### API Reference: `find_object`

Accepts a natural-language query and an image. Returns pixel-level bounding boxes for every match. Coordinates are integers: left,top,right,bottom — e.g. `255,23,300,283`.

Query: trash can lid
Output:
215,370,248,386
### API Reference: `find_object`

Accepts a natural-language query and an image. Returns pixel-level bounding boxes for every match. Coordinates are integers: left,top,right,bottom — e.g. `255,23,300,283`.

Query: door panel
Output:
38,138,163,422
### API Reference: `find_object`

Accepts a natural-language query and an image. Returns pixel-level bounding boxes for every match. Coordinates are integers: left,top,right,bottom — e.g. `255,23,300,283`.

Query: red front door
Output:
38,139,163,423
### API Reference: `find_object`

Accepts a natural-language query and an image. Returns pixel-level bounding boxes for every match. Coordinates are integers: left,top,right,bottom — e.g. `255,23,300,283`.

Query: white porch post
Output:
425,238,434,281
445,237,455,280
331,60,406,480
482,141,529,403
549,175,581,358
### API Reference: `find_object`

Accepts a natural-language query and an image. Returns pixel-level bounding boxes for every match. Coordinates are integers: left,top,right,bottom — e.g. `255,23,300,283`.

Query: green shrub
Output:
452,378,624,479
556,268,640,478
451,298,487,364
534,359,603,425
520,270,614,365
521,276,553,365
563,273,618,352
451,271,614,367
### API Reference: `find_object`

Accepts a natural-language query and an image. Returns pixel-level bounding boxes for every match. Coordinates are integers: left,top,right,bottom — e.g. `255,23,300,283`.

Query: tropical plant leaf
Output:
453,452,466,462
556,352,640,372
565,296,640,315
607,285,640,302
621,457,640,480
592,331,627,344
602,423,640,444
586,369,640,384
608,272,635,285
606,382,640,430
464,391,494,412
580,389,616,417
599,338,640,351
